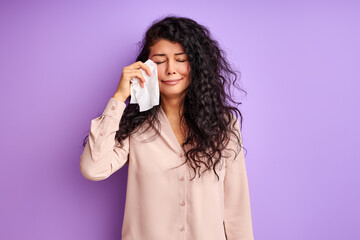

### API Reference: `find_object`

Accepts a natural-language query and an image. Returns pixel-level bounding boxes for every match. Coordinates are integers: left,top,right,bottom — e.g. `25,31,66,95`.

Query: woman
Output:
80,16,254,240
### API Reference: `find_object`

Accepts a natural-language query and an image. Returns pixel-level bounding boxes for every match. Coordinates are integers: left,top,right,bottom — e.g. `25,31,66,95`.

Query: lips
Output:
162,78,182,82
161,78,182,85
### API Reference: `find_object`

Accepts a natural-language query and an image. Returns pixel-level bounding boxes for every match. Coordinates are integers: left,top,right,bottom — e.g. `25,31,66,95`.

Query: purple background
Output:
1,0,359,239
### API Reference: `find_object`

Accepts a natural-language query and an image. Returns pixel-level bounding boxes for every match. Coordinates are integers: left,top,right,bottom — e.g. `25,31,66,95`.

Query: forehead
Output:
149,39,185,56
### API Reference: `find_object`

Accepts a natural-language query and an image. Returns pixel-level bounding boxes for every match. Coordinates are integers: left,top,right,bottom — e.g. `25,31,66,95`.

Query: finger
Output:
138,61,152,76
128,61,151,76
127,70,146,87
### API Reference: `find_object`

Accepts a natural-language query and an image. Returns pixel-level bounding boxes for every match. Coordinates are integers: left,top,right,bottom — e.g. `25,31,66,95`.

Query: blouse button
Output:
111,106,116,110
179,226,185,231
180,200,185,206
179,176,184,181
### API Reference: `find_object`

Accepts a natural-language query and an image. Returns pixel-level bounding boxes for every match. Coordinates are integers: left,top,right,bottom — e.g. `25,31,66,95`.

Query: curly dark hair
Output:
83,15,247,181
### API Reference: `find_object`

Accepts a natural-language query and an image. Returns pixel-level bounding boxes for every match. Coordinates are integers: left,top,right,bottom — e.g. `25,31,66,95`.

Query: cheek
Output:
179,65,190,76
156,65,167,78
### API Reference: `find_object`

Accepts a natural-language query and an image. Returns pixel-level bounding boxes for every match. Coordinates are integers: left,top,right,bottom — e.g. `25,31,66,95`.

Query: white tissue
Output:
129,59,159,112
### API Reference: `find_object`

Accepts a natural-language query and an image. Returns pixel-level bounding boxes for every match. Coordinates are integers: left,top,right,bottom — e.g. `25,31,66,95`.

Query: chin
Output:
160,88,188,98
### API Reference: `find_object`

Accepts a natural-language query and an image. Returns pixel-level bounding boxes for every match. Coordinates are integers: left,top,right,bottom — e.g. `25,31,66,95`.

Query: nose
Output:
166,60,176,75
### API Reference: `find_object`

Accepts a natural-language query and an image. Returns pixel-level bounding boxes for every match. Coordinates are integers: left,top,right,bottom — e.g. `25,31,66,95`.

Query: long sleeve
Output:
80,97,130,181
223,116,254,240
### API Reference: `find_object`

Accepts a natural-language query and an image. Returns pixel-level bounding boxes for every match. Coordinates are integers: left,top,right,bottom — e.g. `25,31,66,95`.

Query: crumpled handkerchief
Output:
129,59,159,112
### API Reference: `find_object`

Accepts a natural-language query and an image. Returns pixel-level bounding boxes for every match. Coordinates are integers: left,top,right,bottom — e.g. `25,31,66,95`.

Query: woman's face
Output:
149,39,191,99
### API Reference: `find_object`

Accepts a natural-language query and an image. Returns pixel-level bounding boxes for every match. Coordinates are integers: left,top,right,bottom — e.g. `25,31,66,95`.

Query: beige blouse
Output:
80,97,254,240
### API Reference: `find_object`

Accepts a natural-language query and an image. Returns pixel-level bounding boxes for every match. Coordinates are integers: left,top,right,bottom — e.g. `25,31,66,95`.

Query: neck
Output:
160,95,184,118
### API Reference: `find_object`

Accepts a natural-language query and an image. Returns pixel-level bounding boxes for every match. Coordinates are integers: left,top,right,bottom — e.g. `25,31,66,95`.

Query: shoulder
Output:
226,111,241,133
225,111,243,151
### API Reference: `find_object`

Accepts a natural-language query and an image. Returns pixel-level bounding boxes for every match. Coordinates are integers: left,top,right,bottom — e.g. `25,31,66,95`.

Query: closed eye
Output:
155,60,187,64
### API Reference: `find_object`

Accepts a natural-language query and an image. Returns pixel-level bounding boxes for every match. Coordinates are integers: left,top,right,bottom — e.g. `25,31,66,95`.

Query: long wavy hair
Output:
83,15,247,181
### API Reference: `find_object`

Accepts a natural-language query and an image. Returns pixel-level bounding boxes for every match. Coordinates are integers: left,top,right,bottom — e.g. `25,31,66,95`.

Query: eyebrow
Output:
150,52,186,58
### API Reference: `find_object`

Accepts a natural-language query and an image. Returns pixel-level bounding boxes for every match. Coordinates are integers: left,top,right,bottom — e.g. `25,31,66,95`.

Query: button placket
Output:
177,153,187,239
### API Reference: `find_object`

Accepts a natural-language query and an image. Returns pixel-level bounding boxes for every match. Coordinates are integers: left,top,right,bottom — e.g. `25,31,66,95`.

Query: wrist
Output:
112,93,128,103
